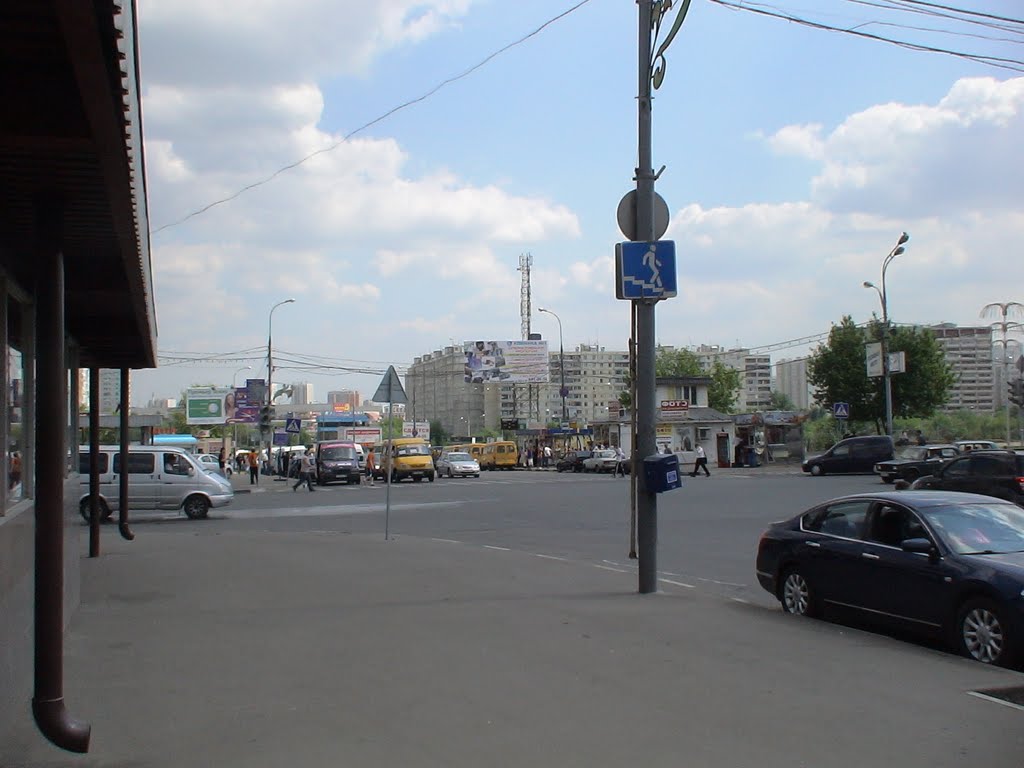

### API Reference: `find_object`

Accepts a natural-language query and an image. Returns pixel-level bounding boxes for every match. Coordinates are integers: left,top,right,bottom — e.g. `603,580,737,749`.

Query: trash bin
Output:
747,448,759,468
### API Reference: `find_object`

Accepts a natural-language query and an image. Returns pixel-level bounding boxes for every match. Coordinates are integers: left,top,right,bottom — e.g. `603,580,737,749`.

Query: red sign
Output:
660,400,689,410
332,403,352,412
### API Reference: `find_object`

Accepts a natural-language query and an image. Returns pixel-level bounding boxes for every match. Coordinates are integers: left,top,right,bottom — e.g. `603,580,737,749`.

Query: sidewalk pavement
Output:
4,526,1021,767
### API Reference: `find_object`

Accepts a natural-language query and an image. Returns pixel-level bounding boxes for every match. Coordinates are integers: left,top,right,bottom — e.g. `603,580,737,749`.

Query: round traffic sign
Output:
617,190,670,241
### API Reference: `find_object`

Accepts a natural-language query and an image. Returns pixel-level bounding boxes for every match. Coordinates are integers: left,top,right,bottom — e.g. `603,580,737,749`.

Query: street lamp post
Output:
982,302,1024,447
863,232,909,437
538,307,568,422
266,298,295,474
231,365,251,453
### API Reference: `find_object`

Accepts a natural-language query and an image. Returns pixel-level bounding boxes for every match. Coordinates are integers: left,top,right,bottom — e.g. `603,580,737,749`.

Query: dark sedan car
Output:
874,443,958,484
556,450,592,473
911,450,1024,505
756,490,1024,667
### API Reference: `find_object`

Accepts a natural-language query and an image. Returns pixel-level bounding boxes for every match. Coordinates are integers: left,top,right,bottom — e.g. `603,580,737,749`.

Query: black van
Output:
802,435,894,476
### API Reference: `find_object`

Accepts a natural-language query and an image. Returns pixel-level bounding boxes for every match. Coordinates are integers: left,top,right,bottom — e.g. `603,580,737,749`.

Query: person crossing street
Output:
293,448,316,492
689,443,711,477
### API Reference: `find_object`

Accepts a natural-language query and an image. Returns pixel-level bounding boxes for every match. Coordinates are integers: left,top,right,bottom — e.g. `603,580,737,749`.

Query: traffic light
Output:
260,405,272,430
1009,380,1024,408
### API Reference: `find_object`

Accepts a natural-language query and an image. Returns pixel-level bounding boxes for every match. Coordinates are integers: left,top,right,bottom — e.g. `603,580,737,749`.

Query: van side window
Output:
113,453,156,474
78,452,109,474
162,453,191,476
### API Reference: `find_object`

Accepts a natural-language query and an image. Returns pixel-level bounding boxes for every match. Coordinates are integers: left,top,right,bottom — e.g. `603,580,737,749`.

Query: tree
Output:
769,391,796,411
654,346,741,413
808,315,954,433
429,419,449,446
655,346,703,377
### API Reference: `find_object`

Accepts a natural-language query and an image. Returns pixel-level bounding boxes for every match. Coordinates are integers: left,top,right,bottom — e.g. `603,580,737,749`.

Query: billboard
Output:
463,340,549,384
402,421,431,440
186,387,260,425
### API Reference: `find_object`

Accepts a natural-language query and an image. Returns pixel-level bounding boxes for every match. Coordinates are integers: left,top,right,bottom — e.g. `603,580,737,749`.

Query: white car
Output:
582,449,618,473
436,451,480,478
196,453,232,477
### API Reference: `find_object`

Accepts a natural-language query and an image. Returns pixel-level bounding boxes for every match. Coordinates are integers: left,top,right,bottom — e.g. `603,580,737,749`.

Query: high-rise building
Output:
532,344,629,425
774,358,810,410
98,368,121,415
694,345,772,412
929,324,996,411
291,382,314,405
327,390,361,411
406,347,485,437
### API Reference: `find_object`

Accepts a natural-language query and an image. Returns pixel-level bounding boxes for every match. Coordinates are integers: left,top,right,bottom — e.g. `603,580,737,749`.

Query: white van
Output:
79,445,234,521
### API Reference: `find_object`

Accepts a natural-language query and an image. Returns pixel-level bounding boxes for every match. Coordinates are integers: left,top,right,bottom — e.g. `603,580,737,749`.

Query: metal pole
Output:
635,0,658,593
266,299,294,476
881,284,893,437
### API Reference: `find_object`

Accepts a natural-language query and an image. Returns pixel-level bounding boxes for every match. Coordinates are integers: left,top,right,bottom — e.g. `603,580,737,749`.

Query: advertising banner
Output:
463,340,549,384
865,342,883,378
186,387,261,425
402,421,431,440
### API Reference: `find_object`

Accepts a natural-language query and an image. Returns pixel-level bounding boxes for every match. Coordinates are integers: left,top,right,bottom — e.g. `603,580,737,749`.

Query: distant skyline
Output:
129,0,1024,405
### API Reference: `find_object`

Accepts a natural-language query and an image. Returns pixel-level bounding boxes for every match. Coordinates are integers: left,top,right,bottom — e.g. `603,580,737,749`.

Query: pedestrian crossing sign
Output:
833,402,850,419
615,241,677,300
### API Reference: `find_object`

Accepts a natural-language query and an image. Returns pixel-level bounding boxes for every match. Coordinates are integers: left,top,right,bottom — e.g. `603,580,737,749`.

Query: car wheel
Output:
956,598,1017,667
183,495,210,520
447,468,453,478
428,473,435,483
809,465,823,476
79,497,112,523
780,568,819,618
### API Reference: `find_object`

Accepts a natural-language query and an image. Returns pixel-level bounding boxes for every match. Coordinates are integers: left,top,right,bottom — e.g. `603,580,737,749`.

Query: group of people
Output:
522,444,553,469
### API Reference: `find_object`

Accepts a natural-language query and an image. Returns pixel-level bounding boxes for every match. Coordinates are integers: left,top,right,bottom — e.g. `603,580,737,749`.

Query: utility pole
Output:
634,0,690,594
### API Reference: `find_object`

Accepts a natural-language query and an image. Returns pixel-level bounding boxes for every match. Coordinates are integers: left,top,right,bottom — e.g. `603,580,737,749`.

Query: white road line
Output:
594,564,629,573
658,578,696,589
534,554,567,561
484,545,511,551
430,538,461,544
966,691,1024,712
731,597,750,604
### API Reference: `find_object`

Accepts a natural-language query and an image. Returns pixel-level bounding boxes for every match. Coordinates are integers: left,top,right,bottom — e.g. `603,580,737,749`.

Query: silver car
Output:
436,451,480,478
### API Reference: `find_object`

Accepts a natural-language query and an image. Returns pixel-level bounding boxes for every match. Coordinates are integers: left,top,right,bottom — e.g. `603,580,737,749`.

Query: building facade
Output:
774,357,810,410
291,382,315,405
694,345,772,412
929,324,996,411
327,389,360,410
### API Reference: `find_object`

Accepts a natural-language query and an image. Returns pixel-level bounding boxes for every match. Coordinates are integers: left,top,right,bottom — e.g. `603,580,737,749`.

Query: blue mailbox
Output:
643,452,682,494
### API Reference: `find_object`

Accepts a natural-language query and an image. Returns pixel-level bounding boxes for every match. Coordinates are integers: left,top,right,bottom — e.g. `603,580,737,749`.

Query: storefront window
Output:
6,299,27,508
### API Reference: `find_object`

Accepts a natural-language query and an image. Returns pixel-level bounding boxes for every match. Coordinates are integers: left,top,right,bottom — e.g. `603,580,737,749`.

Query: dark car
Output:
556,450,592,473
756,490,1024,666
802,435,894,476
314,441,362,485
874,443,959,484
911,450,1024,505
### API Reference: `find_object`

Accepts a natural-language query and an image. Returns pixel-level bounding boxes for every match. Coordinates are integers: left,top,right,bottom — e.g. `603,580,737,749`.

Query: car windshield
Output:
596,450,616,458
396,444,430,456
924,502,1024,555
320,446,355,461
895,446,926,460
446,452,471,461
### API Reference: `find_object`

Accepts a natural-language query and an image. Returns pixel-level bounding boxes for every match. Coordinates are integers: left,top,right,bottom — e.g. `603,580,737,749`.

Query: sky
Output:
131,0,1024,406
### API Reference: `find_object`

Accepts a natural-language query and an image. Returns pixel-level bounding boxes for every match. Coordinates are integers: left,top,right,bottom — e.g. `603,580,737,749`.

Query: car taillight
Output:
1017,477,1024,493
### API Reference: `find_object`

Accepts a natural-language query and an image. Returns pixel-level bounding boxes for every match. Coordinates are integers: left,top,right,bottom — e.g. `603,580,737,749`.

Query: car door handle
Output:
807,541,821,548
861,552,880,560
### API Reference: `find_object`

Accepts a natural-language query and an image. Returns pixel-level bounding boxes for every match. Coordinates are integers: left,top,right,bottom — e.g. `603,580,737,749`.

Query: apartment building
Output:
694,345,772,412
291,382,315,405
775,357,810,410
928,324,996,411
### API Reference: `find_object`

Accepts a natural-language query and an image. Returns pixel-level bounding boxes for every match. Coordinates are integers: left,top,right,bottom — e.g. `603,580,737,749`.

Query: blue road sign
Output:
285,417,301,433
833,402,850,419
615,241,678,300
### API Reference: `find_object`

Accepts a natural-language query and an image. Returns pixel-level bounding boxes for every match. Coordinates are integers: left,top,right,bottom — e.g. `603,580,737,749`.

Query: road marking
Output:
658,578,695,589
484,545,511,551
431,538,461,544
966,691,1024,712
534,554,567,561
731,597,750,604
594,564,629,573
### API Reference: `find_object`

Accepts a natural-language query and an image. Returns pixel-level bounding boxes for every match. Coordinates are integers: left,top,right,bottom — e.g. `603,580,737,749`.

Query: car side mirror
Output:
901,537,939,562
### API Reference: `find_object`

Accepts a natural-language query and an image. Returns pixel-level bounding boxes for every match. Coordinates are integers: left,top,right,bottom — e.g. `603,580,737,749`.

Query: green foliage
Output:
769,391,797,411
430,419,449,445
808,315,954,432
655,346,703,377
707,360,741,414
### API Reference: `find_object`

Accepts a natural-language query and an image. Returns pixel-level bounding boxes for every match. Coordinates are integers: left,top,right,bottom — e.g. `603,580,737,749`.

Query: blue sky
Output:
133,0,1024,405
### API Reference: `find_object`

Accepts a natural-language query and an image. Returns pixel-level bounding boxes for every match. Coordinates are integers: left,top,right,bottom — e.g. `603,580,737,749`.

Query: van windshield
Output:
321,446,355,461
396,444,430,457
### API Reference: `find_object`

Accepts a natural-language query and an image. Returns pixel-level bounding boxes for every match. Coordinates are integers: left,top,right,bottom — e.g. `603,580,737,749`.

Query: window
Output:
78,452,109,474
162,453,191,476
113,452,155,474
970,455,1007,476
803,500,869,539
943,458,971,478
867,504,928,547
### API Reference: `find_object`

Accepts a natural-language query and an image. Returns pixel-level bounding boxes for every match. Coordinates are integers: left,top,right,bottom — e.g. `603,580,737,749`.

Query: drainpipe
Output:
118,368,134,540
33,200,90,752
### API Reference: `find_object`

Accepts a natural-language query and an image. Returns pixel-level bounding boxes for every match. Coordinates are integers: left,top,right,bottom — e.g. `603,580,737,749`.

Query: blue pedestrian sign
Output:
285,417,301,434
615,241,677,300
832,402,850,419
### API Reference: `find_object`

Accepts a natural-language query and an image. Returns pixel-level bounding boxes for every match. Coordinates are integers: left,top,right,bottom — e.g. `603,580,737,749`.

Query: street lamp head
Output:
893,246,905,257
897,232,909,246
863,281,875,289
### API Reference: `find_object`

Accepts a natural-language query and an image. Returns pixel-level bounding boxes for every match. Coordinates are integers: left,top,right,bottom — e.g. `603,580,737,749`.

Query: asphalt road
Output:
136,467,892,608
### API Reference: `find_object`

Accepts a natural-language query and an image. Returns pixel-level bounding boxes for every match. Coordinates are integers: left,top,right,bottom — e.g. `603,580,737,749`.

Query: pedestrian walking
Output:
248,451,259,485
293,448,316,491
543,444,552,469
365,447,376,486
613,445,628,478
217,447,226,472
689,443,711,477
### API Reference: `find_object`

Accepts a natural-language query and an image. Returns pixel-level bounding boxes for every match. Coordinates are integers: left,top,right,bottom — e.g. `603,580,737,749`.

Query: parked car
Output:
874,444,958,484
756,490,1024,667
802,435,894,476
436,451,480,478
583,449,618,473
196,452,232,477
556,450,592,473
955,440,1000,452
911,450,1024,505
